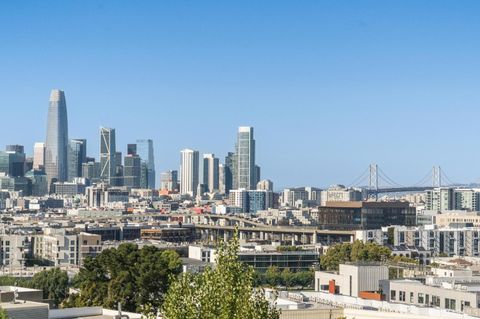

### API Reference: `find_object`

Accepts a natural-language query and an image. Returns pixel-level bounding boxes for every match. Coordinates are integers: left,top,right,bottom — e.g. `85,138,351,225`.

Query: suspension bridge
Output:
350,164,461,197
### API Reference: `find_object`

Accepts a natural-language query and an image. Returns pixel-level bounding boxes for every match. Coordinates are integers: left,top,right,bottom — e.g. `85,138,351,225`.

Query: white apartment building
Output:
32,229,103,267
388,225,480,257
425,188,480,212
281,187,322,207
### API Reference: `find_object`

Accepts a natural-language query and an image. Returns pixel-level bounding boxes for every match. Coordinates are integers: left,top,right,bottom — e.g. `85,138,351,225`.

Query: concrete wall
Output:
280,309,343,319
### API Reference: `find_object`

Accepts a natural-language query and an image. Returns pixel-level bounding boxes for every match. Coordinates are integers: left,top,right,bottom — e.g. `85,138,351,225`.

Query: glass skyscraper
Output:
100,127,116,185
68,139,87,180
236,126,255,190
136,139,155,189
45,89,69,190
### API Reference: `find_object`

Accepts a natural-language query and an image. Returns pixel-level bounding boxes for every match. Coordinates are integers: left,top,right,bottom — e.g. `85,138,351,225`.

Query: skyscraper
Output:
180,149,199,196
224,152,235,193
33,142,45,171
45,89,69,190
203,153,219,193
236,126,255,190
160,170,178,192
124,153,141,188
68,139,87,180
100,127,116,185
136,139,155,189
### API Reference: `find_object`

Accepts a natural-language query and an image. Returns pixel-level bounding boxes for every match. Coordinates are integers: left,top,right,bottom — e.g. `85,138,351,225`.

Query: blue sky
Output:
1,1,480,188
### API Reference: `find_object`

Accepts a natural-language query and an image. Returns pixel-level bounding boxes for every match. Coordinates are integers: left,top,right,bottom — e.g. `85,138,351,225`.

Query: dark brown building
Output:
317,201,415,230
141,226,196,242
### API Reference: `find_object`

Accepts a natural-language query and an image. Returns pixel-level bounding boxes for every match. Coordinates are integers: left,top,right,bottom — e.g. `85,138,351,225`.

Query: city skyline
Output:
2,2,480,187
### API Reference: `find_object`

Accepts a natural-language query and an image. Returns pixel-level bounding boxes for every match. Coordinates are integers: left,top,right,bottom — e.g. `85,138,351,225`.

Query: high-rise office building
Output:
33,142,46,171
236,126,255,190
224,152,235,193
160,170,178,192
0,151,26,177
100,127,116,185
127,144,137,156
113,151,123,186
180,149,199,196
6,145,24,154
219,164,226,194
82,161,101,183
124,154,141,188
68,139,87,180
203,153,219,193
136,139,155,189
45,89,69,190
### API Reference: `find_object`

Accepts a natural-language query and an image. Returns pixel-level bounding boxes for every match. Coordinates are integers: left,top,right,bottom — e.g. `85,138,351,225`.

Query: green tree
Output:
162,231,280,319
281,268,294,288
65,243,181,313
265,266,281,287
320,241,392,271
0,307,7,319
30,268,69,308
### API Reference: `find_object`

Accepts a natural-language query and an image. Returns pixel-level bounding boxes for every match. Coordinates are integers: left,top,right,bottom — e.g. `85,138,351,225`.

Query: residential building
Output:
180,149,199,196
160,170,178,192
257,179,274,191
229,189,274,214
281,187,322,208
235,126,255,190
425,188,455,212
203,153,219,193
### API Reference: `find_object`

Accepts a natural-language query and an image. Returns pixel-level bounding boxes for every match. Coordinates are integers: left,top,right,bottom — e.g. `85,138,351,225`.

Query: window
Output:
445,298,456,310
418,293,424,304
425,294,430,305
410,292,414,303
391,290,396,301
399,291,406,302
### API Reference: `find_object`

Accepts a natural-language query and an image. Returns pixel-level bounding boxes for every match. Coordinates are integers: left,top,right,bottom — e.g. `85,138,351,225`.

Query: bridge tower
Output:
369,163,378,199
432,166,442,187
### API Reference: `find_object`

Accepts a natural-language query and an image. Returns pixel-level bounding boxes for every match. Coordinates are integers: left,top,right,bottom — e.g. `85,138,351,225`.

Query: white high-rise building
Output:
33,142,46,170
236,126,255,190
203,153,219,193
180,149,199,196
257,179,274,191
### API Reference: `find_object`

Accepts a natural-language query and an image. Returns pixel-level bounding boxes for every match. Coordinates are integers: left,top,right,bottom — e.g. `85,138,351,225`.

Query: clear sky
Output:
1,1,480,189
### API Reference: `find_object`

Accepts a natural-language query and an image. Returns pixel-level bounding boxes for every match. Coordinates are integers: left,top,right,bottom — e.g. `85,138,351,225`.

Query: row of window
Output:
391,290,471,311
